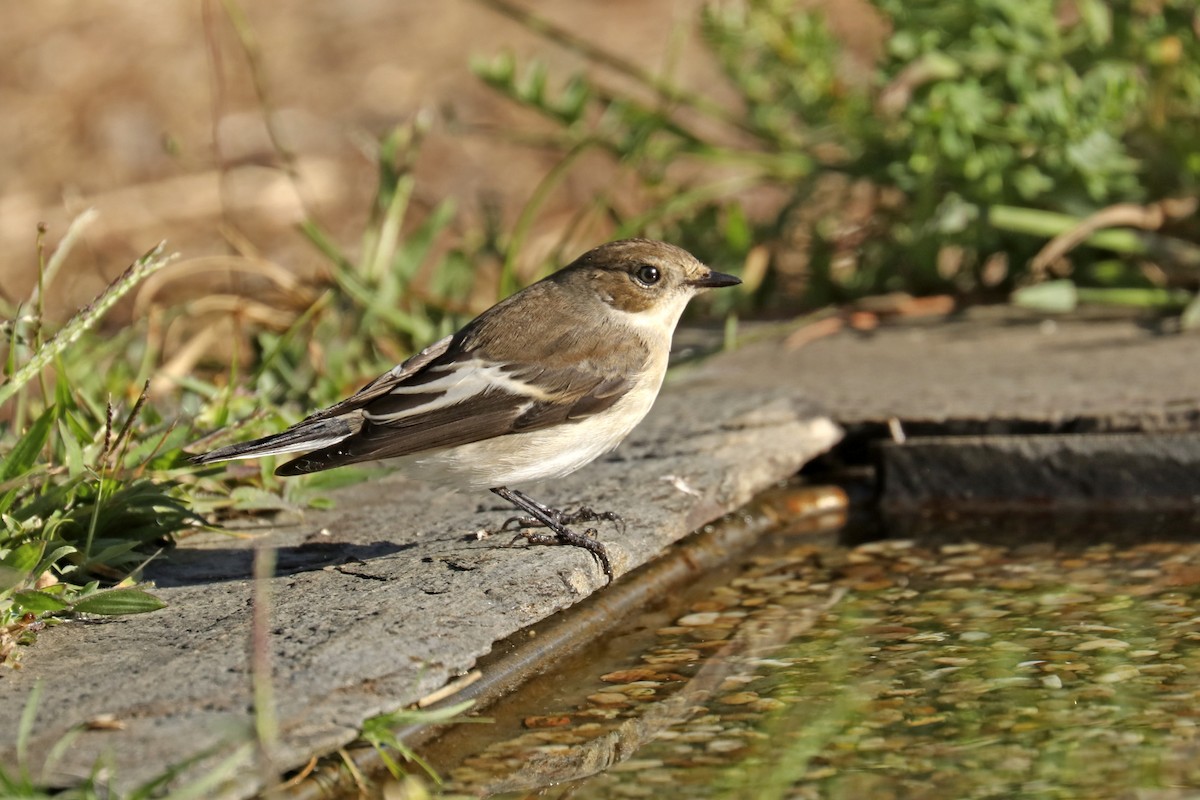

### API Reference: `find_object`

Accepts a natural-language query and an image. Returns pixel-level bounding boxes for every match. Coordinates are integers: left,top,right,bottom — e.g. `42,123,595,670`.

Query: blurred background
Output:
4,0,1200,421
1,0,883,321
8,0,1198,348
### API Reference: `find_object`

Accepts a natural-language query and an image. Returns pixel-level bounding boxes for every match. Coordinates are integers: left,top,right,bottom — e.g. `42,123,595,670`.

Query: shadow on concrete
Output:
147,540,417,587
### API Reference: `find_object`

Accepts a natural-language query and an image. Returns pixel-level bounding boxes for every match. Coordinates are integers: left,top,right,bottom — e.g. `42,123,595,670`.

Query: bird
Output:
191,239,741,582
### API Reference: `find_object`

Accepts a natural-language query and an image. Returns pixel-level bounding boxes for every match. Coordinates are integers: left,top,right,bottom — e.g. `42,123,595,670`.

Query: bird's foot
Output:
509,525,613,584
490,486,617,583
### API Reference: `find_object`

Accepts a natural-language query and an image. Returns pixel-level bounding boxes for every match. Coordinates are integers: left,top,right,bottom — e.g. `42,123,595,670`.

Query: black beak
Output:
690,270,741,289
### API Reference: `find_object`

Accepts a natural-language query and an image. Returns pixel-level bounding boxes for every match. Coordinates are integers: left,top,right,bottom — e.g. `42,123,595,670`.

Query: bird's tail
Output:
190,417,356,465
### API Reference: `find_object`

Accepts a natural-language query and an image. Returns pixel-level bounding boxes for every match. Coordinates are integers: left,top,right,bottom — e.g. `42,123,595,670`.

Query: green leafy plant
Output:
0,225,188,664
472,0,1200,314
359,699,483,784
3,25,512,671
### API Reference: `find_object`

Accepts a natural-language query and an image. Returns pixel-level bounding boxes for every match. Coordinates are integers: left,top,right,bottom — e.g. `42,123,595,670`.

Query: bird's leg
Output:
490,486,614,583
496,492,558,531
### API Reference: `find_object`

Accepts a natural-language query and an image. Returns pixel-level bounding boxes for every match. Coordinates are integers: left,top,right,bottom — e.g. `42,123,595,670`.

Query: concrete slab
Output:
731,309,1200,516
0,356,840,798
727,308,1200,433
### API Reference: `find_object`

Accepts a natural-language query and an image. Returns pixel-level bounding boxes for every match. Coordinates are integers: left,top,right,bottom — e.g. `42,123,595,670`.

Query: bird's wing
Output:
301,333,456,421
189,334,456,465
274,357,632,475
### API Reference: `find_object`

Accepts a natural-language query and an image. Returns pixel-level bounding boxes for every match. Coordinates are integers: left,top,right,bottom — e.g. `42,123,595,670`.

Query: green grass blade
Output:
1,542,44,574
30,210,99,307
15,681,42,776
32,545,78,577
11,590,70,613
0,406,56,483
71,587,167,615
0,244,179,409
989,205,1149,254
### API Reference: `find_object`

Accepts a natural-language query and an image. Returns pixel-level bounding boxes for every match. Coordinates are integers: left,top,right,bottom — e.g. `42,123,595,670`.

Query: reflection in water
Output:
466,586,845,795
424,525,1200,799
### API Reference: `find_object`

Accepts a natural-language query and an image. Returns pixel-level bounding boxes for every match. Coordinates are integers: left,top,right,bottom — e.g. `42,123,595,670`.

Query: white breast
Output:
414,358,667,490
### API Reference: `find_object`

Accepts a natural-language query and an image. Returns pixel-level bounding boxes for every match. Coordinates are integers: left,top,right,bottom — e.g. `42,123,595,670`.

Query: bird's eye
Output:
634,265,661,286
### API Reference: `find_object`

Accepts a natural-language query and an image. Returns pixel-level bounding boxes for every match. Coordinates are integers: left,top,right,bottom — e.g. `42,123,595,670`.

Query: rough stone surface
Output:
0,355,840,798
723,308,1200,432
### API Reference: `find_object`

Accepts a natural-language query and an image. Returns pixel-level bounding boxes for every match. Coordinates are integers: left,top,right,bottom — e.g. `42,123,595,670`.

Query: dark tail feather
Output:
273,444,363,476
190,417,356,465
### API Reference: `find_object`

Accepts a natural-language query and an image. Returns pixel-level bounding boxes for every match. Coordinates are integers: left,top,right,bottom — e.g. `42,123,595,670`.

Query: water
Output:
374,495,1200,799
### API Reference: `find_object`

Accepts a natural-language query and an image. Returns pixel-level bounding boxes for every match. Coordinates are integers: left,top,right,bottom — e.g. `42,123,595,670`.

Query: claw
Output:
490,487,618,584
500,514,540,532
556,506,626,534
509,526,612,582
497,506,624,535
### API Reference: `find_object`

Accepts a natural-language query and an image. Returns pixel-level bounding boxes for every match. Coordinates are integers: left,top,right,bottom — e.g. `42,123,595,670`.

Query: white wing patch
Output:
208,433,352,461
362,360,551,424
